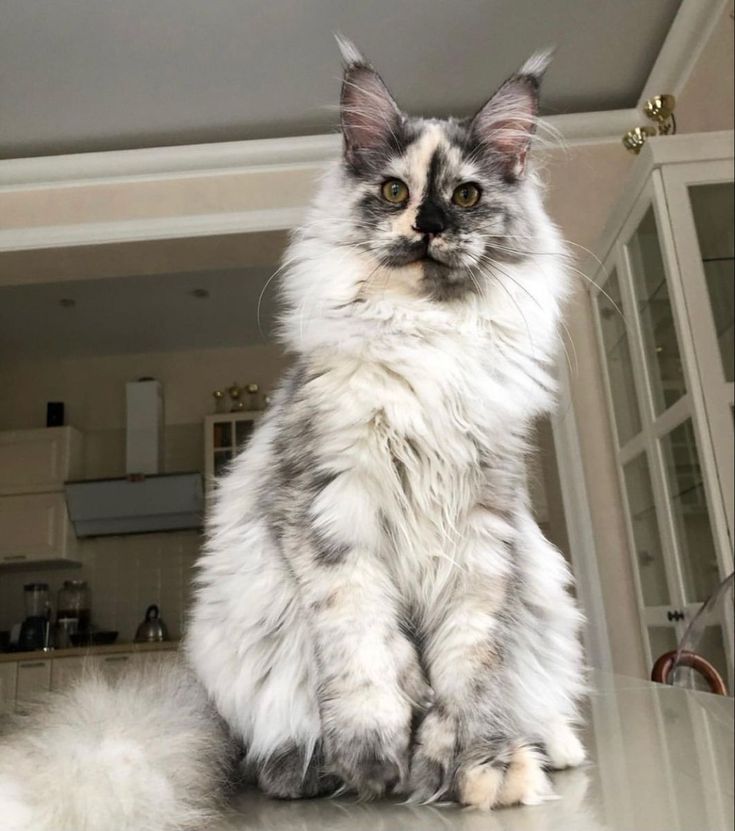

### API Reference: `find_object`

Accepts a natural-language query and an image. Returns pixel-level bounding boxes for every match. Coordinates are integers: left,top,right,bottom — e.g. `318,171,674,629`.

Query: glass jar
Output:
23,582,49,618
57,580,91,632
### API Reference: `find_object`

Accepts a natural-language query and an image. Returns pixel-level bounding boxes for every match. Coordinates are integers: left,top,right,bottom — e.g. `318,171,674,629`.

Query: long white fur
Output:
188,134,585,802
0,49,585,823
0,662,231,831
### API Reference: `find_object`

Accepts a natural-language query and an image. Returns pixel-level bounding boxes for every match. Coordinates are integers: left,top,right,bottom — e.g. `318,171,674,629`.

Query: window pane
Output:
624,453,669,606
213,422,232,449
689,183,735,382
627,208,686,413
213,449,233,478
648,625,678,664
597,270,642,444
235,420,255,449
660,420,720,604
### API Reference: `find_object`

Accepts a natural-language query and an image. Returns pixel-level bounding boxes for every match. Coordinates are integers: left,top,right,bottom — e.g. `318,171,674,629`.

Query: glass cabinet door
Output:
689,183,734,384
663,165,734,550
594,168,734,690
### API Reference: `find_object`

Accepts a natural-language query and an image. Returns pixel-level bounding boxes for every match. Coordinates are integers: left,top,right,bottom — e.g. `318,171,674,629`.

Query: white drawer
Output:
16,658,51,707
50,655,99,691
97,652,141,682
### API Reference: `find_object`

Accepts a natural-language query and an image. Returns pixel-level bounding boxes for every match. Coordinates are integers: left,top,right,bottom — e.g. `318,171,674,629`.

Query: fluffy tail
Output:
0,661,234,831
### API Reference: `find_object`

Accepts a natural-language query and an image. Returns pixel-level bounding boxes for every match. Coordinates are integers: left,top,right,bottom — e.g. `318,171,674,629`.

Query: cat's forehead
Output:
388,119,478,184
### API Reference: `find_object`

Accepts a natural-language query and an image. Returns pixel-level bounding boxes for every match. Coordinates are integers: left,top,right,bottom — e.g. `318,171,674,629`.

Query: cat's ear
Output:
469,50,553,179
337,36,401,168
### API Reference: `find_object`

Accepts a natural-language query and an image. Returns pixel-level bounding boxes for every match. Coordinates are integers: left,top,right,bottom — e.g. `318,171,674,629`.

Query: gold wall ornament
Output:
643,94,676,134
622,94,676,154
623,126,657,154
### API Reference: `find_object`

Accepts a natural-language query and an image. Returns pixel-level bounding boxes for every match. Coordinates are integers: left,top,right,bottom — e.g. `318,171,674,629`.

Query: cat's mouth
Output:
382,240,452,269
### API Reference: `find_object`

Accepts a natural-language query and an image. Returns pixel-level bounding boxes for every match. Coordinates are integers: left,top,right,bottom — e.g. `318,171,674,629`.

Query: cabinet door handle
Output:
19,661,47,669
667,609,685,622
3,555,27,562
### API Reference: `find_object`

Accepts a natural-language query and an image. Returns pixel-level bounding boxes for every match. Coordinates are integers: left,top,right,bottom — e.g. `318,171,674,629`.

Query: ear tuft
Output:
517,47,555,81
337,37,401,169
334,33,365,69
470,48,554,179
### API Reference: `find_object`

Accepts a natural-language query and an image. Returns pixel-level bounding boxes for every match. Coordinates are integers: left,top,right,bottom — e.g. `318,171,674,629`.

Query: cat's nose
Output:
413,202,446,236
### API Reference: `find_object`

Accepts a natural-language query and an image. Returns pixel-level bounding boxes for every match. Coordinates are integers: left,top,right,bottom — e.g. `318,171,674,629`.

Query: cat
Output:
187,39,585,809
0,40,585,831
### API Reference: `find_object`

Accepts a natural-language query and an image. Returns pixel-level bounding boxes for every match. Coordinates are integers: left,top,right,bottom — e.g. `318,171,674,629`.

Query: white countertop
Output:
214,669,734,831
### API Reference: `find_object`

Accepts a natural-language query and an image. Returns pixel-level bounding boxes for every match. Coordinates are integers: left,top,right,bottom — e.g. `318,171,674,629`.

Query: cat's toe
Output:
257,742,335,799
328,736,405,798
407,704,456,802
542,722,586,770
457,744,554,810
407,750,447,803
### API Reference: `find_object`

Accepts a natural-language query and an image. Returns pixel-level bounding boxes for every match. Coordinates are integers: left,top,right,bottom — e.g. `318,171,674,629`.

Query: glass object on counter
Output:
24,582,49,618
57,579,91,632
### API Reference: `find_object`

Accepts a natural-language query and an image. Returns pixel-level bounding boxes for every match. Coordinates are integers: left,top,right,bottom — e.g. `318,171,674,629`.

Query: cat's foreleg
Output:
511,509,586,770
287,494,428,797
409,510,553,809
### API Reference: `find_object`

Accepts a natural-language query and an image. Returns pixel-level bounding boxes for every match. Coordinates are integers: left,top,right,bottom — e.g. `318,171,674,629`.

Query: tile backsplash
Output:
0,531,201,642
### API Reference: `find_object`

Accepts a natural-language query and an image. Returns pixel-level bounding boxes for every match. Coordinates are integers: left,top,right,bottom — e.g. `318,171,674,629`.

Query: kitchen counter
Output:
214,669,734,831
0,640,178,663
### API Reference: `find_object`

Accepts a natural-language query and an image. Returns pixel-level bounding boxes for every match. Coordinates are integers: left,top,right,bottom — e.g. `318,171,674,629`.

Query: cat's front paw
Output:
409,706,554,809
322,687,411,797
542,721,586,770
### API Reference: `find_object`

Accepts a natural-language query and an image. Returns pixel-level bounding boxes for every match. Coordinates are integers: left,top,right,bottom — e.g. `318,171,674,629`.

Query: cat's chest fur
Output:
300,312,545,589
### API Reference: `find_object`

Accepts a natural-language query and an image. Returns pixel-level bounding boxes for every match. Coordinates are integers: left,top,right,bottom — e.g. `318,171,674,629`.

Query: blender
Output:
18,582,51,651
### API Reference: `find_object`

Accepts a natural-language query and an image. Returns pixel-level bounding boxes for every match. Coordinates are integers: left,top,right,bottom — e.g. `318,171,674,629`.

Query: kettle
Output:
134,604,169,643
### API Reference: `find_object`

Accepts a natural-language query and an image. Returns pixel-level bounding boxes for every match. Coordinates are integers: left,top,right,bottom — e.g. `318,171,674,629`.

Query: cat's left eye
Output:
452,183,481,208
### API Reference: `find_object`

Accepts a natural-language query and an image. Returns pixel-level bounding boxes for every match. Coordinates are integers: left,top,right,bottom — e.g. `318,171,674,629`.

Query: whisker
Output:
475,237,627,326
256,255,297,341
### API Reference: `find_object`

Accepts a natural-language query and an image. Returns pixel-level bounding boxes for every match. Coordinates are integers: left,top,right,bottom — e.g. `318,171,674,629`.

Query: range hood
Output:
64,472,203,537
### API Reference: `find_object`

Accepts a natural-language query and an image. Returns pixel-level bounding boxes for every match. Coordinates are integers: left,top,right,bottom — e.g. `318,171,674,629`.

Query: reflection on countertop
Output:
214,669,734,831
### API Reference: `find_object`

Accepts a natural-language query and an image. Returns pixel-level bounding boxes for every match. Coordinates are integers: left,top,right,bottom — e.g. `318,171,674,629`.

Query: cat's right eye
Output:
381,179,410,205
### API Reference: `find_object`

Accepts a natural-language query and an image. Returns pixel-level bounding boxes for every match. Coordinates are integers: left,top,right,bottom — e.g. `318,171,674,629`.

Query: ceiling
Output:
0,267,280,359
0,0,682,159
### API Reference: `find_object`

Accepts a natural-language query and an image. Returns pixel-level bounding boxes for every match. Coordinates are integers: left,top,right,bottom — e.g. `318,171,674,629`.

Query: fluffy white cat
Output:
0,41,585,830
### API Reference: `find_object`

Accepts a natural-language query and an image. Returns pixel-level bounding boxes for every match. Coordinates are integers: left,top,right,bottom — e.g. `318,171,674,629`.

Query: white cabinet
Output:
50,656,94,691
0,427,83,496
140,648,179,670
4,646,178,711
97,652,137,682
15,659,52,707
0,492,77,565
0,662,18,714
0,426,82,567
203,412,260,491
591,131,734,687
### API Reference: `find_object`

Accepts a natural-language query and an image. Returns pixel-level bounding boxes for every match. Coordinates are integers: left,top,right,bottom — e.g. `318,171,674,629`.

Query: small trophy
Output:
228,383,245,412
212,389,226,414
